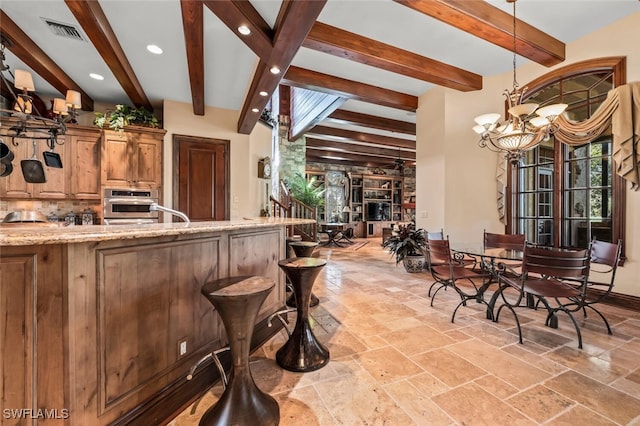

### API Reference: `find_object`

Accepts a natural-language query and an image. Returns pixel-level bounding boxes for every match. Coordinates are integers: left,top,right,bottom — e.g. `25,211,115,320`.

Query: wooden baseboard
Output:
110,313,285,426
596,290,640,312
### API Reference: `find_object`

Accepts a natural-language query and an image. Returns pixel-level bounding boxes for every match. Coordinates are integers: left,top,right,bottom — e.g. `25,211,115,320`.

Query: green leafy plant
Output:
382,220,426,264
284,173,325,208
94,104,159,133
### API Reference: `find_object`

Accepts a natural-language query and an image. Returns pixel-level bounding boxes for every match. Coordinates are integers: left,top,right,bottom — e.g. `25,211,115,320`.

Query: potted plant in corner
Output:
382,220,426,273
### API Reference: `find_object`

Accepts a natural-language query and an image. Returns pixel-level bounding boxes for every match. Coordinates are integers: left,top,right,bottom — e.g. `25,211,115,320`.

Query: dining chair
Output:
425,237,492,322
494,243,591,348
560,238,622,335
483,230,526,250
483,230,525,273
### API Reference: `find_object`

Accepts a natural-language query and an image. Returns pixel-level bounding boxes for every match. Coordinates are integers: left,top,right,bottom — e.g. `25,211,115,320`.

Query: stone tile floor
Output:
168,239,640,425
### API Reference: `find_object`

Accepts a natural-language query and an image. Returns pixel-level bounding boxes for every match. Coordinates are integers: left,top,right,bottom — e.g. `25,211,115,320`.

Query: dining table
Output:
318,222,353,247
450,245,524,319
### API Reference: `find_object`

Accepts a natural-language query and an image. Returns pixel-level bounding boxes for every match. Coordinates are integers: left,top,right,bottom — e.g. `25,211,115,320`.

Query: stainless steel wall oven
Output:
103,188,159,225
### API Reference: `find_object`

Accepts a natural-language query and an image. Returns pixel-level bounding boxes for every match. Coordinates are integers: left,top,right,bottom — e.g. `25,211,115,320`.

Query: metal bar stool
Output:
276,257,329,372
199,275,279,426
286,241,320,308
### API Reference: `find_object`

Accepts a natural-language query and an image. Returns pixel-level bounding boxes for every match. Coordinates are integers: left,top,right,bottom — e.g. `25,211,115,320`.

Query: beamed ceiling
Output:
1,1,638,168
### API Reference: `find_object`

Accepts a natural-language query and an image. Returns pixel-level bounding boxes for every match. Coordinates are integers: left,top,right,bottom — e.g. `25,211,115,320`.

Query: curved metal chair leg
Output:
584,305,613,334
267,308,294,337
429,283,448,306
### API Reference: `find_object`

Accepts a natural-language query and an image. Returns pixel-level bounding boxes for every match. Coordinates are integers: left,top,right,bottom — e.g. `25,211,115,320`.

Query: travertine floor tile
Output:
168,240,640,426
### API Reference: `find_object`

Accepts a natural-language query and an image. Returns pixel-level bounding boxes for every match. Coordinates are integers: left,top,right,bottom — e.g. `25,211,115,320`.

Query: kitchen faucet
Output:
149,203,190,224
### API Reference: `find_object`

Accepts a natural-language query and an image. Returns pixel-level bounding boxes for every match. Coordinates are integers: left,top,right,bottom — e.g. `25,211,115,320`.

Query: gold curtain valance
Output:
555,81,640,188
497,81,640,223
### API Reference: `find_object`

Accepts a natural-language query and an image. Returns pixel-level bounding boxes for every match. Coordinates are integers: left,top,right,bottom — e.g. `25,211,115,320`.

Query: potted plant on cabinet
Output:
94,104,160,134
382,220,426,272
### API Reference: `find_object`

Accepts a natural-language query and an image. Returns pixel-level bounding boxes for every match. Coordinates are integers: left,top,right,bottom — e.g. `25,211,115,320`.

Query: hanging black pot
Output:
21,140,47,183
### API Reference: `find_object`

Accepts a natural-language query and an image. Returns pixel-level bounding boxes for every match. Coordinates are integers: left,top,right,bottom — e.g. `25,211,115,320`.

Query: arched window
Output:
506,57,626,255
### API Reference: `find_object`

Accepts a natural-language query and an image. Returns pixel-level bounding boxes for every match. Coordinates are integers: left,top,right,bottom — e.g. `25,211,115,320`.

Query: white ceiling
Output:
2,0,639,127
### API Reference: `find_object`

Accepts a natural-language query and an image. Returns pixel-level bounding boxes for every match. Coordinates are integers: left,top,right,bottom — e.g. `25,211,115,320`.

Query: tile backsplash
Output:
0,199,101,223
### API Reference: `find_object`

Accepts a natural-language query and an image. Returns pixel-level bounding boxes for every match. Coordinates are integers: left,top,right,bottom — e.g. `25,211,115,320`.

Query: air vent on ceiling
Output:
42,18,85,41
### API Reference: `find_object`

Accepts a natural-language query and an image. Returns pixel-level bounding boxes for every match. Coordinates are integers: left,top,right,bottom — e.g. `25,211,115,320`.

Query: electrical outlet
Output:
178,339,187,356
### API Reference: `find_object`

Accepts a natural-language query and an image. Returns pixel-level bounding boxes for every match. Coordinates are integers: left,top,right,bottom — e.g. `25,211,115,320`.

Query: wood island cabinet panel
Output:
0,246,65,425
228,229,285,321
3,226,285,426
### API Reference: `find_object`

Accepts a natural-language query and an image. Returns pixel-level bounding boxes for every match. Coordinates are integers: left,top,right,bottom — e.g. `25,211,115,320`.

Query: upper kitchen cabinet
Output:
0,125,101,200
101,126,166,189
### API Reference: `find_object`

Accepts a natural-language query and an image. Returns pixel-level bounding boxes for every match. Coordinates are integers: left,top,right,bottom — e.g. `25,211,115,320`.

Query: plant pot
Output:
402,255,425,273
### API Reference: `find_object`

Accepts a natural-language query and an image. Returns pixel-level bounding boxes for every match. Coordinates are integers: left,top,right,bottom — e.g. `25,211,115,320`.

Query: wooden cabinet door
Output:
131,134,161,188
70,128,101,199
33,139,69,199
102,132,132,187
0,139,32,198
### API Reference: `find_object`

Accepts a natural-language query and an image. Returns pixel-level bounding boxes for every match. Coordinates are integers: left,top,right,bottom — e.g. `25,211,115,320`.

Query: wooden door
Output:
0,139,32,198
132,134,162,188
33,138,69,199
174,135,229,221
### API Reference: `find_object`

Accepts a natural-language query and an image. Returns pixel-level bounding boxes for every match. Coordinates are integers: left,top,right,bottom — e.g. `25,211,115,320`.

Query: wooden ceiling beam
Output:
203,0,273,60
326,110,416,135
306,147,397,164
306,152,397,168
307,125,416,149
180,0,204,115
394,0,565,67
0,10,94,111
65,0,152,110
306,138,415,160
283,66,417,112
304,21,481,92
236,0,326,134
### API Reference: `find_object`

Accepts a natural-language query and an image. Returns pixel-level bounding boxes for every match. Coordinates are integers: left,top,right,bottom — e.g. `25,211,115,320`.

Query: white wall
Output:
416,11,640,296
162,99,273,219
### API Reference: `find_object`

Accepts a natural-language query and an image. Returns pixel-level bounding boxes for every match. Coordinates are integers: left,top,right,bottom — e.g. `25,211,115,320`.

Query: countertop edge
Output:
0,218,317,246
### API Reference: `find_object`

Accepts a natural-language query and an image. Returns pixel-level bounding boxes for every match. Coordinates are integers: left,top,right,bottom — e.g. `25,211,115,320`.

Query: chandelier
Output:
472,0,567,165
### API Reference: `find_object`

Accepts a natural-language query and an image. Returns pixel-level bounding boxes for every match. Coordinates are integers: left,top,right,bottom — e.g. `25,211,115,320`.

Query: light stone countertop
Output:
0,217,316,246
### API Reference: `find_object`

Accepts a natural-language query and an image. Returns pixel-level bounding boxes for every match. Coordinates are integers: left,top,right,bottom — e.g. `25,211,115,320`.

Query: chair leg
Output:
584,305,613,335
495,303,523,344
548,307,583,349
429,283,448,307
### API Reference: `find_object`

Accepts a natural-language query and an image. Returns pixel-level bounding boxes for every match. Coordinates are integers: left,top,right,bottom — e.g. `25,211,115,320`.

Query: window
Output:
507,58,626,251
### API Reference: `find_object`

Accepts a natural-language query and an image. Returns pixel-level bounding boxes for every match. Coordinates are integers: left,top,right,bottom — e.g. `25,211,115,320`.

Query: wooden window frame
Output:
505,57,626,263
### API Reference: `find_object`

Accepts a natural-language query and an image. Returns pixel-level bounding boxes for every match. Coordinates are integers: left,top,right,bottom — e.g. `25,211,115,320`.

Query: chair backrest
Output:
427,229,445,240
426,237,451,266
522,244,590,281
590,239,622,268
589,238,622,290
484,230,525,250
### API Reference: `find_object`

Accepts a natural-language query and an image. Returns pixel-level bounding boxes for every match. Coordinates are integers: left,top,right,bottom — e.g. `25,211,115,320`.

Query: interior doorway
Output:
173,134,229,221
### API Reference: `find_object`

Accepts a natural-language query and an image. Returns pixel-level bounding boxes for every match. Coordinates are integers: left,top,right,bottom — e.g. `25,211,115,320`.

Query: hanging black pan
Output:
21,140,47,183
43,134,63,168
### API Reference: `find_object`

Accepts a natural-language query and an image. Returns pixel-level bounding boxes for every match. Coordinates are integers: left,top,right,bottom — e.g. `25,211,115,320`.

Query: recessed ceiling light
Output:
251,108,259,113
269,66,280,74
146,44,163,54
238,25,251,35
259,91,268,97
89,73,104,80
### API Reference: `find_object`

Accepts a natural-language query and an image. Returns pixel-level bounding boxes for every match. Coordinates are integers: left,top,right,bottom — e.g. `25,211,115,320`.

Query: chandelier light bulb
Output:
474,113,501,127
14,69,35,91
536,103,568,119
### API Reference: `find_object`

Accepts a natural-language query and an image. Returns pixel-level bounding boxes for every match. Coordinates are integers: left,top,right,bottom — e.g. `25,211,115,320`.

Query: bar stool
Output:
199,275,279,426
276,257,329,372
286,241,320,308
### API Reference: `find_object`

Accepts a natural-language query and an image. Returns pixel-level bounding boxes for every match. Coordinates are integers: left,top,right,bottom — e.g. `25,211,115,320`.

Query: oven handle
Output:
106,198,156,204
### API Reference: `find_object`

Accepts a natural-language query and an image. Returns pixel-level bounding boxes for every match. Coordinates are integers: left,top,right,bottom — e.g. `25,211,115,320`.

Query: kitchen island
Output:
0,218,314,425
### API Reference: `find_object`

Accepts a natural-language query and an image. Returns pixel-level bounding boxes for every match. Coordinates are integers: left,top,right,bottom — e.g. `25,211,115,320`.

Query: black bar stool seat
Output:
200,275,279,426
277,257,329,372
286,242,320,308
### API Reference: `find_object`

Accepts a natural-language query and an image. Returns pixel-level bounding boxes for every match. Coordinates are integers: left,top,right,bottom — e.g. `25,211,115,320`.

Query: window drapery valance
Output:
555,81,640,188
497,81,640,223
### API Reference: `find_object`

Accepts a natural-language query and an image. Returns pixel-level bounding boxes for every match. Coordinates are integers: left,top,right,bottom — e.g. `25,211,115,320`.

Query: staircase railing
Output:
269,181,317,241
